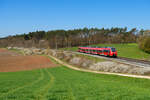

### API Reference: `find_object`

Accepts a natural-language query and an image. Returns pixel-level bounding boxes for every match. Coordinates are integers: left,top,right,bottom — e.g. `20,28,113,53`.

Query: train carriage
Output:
78,46,117,57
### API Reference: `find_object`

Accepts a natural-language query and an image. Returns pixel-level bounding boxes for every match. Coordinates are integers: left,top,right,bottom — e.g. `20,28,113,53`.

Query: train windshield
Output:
111,48,116,52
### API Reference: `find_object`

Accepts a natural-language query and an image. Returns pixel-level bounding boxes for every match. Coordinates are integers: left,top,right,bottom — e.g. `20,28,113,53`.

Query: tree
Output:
0,27,138,48
138,36,150,53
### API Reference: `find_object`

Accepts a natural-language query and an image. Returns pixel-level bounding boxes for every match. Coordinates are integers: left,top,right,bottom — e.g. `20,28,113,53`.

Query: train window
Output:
98,50,102,53
111,48,116,52
104,50,109,53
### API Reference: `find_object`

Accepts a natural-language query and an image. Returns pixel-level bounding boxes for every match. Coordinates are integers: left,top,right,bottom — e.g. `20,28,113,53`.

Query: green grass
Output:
1,66,150,100
60,47,78,51
60,43,150,60
8,48,24,55
75,54,105,63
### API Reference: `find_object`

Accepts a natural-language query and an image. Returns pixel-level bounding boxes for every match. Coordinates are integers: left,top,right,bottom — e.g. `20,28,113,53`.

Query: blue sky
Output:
0,0,150,37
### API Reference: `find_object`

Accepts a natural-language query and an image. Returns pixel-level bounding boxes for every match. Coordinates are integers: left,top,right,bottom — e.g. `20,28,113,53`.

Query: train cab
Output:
109,48,117,57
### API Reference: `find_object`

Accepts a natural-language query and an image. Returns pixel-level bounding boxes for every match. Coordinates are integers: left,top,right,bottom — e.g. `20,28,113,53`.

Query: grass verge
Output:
75,53,105,63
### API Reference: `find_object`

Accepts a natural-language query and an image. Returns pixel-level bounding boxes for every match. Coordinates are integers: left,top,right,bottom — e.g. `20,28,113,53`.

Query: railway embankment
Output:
7,47,150,75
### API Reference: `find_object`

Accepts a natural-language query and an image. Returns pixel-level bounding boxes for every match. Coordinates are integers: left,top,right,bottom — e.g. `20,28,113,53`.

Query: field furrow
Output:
0,69,44,99
67,83,76,100
0,70,40,93
33,68,55,100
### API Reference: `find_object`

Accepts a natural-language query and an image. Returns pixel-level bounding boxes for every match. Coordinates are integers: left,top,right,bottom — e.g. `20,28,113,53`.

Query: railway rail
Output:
118,57,150,65
73,51,150,67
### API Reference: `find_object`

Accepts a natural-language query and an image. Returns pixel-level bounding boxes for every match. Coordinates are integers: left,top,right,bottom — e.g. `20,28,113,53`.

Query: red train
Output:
78,46,117,57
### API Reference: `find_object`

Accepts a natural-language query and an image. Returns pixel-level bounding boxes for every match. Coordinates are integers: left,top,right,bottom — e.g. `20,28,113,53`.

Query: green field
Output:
1,66,150,100
61,43,150,60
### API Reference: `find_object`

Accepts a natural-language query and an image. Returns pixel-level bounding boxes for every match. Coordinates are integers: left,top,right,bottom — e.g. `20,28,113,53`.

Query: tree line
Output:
138,30,150,53
0,27,145,49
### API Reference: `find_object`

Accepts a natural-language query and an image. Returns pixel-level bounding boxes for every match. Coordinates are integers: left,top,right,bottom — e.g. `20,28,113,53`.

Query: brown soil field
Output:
0,48,57,72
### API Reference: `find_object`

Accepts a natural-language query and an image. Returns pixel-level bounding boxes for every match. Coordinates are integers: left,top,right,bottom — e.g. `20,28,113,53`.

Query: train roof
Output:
79,46,115,49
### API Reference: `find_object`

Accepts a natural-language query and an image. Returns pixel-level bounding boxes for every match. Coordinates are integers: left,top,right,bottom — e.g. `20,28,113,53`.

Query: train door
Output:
101,50,104,55
97,50,102,55
103,50,106,56
94,50,97,54
103,50,108,56
104,50,110,56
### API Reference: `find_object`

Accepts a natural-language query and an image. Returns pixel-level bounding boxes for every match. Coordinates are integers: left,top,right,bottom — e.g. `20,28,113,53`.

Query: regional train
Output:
78,46,117,57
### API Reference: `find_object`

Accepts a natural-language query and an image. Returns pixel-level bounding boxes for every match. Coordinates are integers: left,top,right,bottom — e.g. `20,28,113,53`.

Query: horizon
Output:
0,0,150,37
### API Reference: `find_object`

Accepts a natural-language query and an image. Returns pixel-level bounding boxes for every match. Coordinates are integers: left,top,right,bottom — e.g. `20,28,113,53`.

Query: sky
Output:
0,0,150,37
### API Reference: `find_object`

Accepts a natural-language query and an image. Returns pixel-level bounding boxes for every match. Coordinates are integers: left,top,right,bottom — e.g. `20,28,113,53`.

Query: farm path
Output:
48,55,150,79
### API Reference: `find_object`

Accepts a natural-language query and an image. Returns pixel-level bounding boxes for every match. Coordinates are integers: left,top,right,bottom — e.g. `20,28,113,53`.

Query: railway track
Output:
118,57,150,66
114,57,150,68
73,51,150,67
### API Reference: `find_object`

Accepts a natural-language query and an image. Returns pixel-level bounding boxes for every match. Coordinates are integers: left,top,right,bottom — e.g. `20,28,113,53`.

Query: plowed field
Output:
0,49,57,72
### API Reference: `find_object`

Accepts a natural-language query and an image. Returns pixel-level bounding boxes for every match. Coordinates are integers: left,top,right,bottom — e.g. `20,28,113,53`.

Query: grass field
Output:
1,66,150,100
61,43,150,60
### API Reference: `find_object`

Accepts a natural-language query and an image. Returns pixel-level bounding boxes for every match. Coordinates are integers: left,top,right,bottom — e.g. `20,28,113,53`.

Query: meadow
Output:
1,66,150,100
61,43,150,60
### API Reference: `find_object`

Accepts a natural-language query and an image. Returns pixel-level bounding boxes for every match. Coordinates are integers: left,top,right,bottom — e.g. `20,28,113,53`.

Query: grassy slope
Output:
74,54,105,62
61,43,150,60
1,67,150,100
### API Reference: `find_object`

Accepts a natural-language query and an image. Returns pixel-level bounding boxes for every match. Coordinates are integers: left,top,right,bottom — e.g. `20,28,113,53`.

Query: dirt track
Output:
48,55,150,79
0,49,57,72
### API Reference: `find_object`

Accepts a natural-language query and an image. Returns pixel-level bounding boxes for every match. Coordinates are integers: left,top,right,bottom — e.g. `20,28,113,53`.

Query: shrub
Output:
138,36,150,53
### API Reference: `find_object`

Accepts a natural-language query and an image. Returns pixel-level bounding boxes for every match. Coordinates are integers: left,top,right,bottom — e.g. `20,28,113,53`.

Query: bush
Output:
139,36,150,53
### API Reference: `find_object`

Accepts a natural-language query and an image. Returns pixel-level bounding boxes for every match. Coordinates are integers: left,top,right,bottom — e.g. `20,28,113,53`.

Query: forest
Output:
0,27,149,50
